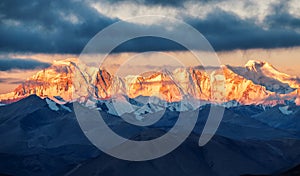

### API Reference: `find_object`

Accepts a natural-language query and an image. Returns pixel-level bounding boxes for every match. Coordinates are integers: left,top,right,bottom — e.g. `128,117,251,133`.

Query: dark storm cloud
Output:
0,0,117,54
189,9,300,51
111,37,187,53
0,58,51,71
265,1,300,30
113,0,300,51
111,8,300,52
0,0,300,53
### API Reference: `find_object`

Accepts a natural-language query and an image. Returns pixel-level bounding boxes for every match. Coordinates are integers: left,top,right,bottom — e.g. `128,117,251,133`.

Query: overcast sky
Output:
1,0,300,53
0,0,300,93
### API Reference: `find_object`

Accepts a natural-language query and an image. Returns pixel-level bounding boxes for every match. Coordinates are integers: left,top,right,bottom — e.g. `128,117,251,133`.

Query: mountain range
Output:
1,59,300,175
1,59,300,109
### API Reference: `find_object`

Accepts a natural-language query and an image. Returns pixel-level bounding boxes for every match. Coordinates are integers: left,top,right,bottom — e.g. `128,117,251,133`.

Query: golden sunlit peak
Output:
244,60,270,72
53,58,79,66
245,60,267,67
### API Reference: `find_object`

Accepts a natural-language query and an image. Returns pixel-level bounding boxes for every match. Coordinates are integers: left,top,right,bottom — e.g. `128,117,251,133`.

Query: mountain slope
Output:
1,96,300,175
228,60,300,94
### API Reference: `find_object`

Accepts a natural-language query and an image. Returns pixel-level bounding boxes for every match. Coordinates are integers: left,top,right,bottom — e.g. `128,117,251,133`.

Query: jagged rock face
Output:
13,60,74,101
94,69,113,98
125,72,182,102
5,59,123,102
172,68,211,100
93,69,125,99
1,59,300,106
222,67,271,104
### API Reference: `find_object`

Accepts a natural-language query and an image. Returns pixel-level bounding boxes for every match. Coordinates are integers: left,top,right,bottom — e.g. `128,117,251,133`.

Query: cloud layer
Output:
0,0,300,53
0,0,116,54
0,58,50,71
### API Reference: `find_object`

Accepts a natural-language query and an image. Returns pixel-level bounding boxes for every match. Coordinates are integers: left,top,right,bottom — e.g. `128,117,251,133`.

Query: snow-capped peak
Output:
245,60,268,71
227,60,300,94
1,58,300,107
244,60,285,78
53,58,78,66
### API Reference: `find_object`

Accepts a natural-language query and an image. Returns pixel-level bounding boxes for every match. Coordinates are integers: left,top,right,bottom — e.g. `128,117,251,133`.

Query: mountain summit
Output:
229,60,300,94
244,60,268,71
1,59,300,106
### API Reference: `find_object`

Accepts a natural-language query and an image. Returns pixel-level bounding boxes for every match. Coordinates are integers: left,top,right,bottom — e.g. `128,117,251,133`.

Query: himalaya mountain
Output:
2,59,300,176
1,59,300,108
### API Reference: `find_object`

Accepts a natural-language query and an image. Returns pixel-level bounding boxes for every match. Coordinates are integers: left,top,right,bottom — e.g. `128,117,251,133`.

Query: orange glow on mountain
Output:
0,59,300,106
